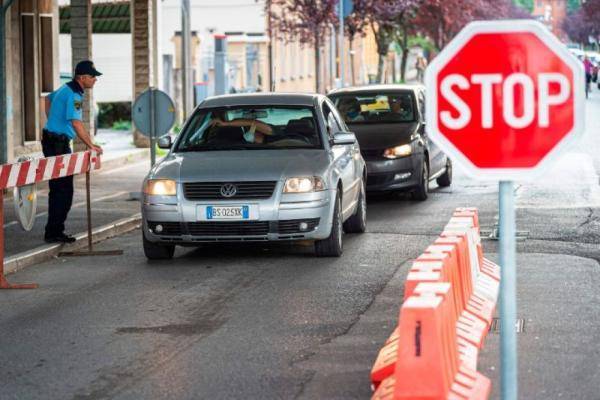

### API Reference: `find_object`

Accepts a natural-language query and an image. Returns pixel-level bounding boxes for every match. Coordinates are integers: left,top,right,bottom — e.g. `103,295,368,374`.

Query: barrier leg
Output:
0,191,38,289
58,169,123,257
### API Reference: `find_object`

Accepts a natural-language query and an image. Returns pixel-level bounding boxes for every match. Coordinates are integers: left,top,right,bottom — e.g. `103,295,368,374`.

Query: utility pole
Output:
338,0,344,88
266,0,274,91
181,0,192,118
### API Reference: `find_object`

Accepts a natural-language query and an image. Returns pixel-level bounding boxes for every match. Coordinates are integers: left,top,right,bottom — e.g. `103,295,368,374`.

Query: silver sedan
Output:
141,93,366,259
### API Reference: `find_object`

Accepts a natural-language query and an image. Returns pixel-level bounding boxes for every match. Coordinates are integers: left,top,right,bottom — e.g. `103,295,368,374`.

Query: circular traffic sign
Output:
425,20,585,180
132,88,176,138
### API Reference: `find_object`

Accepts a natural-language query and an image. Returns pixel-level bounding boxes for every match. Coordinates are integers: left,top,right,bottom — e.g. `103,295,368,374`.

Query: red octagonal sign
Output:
425,20,585,180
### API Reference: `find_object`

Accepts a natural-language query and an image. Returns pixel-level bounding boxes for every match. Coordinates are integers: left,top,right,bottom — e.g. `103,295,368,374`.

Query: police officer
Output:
43,60,104,243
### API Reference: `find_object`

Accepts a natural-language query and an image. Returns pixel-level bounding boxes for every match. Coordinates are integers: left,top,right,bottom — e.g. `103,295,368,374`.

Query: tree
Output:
367,0,419,83
413,0,524,51
512,0,534,13
269,0,338,92
413,0,479,51
563,0,600,45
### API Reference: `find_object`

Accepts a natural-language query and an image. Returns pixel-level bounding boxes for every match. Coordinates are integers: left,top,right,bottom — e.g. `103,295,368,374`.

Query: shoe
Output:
44,233,76,244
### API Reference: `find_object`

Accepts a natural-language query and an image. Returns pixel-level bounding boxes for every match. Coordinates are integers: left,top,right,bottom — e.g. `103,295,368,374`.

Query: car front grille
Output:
361,149,384,160
186,221,270,236
148,218,321,238
367,172,395,187
183,181,278,200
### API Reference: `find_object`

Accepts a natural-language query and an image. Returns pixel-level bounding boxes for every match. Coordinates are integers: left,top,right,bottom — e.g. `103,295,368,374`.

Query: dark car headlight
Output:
383,144,412,159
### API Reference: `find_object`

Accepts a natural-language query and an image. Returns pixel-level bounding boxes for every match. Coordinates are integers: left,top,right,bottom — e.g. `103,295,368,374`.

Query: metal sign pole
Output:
499,180,517,399
86,170,93,251
58,152,124,258
150,87,156,167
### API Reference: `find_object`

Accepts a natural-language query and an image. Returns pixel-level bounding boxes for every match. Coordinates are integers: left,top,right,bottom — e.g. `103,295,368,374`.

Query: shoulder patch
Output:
74,100,82,110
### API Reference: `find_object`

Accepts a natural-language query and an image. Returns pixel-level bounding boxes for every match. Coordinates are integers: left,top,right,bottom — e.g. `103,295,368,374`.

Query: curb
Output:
5,213,142,275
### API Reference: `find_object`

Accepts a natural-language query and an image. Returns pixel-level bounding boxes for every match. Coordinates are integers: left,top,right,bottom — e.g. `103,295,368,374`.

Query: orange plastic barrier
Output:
370,207,499,400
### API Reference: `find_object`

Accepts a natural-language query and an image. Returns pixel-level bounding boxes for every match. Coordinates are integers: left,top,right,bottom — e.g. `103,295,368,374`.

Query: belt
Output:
43,129,70,142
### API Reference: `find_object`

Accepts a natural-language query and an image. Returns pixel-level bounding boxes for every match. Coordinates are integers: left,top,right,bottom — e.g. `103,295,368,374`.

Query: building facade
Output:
6,0,60,160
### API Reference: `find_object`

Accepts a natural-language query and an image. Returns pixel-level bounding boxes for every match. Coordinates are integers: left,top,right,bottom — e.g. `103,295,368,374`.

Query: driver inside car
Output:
210,115,273,144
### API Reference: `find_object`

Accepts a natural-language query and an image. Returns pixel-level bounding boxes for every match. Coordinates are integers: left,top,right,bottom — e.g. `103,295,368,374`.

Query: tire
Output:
343,180,366,233
412,161,429,201
315,193,343,257
436,158,452,187
143,232,175,260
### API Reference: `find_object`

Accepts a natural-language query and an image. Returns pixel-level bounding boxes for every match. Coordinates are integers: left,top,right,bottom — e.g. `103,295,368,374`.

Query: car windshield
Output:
332,92,416,124
175,106,322,152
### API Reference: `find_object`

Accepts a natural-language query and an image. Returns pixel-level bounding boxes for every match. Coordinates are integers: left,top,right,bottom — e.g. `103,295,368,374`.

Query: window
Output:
322,102,342,137
331,92,417,124
175,106,322,151
39,15,53,93
417,91,425,121
22,14,36,142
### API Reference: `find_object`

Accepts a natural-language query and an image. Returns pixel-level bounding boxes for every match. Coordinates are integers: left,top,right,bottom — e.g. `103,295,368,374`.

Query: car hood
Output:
347,122,419,150
151,150,331,182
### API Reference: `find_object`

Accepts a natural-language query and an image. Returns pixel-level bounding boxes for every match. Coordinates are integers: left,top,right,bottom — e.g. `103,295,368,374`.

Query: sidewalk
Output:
3,129,151,271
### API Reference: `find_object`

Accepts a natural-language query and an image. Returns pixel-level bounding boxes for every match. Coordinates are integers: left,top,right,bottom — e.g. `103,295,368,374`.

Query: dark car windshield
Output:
175,106,322,152
331,92,416,124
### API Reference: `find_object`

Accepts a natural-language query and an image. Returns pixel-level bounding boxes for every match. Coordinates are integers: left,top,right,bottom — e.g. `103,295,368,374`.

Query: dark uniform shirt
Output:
44,80,84,139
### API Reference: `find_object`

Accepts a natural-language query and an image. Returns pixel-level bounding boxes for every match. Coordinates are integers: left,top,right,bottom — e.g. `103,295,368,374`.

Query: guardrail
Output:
370,208,500,400
0,150,101,289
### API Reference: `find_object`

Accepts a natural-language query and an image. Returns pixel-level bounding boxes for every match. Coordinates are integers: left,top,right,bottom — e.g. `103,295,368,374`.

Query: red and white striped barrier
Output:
1,150,101,289
0,151,100,190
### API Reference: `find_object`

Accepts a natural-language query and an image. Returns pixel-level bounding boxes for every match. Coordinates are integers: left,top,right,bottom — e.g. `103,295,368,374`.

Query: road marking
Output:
4,191,129,228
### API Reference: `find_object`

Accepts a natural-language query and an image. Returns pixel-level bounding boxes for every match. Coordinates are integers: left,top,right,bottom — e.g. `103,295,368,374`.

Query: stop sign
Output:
425,20,585,180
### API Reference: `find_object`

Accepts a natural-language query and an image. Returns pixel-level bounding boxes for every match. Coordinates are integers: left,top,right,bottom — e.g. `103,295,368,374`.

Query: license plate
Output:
205,205,249,220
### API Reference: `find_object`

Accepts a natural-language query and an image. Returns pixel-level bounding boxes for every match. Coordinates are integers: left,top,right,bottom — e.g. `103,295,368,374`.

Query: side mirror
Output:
157,135,173,149
331,131,357,146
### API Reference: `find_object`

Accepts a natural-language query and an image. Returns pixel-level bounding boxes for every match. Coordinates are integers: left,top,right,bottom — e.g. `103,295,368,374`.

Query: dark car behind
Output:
328,84,452,200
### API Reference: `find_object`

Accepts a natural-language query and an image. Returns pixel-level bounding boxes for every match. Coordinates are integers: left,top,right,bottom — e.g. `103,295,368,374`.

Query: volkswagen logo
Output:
220,183,237,198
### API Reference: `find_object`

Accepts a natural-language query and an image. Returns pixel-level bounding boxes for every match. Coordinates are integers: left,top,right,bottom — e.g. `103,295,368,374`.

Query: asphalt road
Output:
0,91,599,400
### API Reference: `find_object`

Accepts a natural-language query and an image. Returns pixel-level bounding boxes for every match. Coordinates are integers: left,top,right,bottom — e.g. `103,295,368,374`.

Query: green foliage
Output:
567,0,581,13
408,35,436,54
155,144,168,157
97,102,132,128
112,120,132,131
513,0,534,13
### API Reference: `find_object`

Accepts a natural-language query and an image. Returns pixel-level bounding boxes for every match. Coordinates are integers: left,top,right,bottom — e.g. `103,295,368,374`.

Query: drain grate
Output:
489,318,525,333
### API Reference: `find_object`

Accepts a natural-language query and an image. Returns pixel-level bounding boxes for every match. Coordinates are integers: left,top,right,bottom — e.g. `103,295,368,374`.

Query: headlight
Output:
383,144,412,159
144,179,177,195
283,177,325,193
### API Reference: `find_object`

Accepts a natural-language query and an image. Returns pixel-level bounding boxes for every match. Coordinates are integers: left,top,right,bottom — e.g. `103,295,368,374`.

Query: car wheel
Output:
412,161,429,201
143,232,175,260
315,193,343,257
436,158,452,187
343,180,366,233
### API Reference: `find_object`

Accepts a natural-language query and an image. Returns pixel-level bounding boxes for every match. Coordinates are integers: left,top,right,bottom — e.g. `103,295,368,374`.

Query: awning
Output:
59,1,130,34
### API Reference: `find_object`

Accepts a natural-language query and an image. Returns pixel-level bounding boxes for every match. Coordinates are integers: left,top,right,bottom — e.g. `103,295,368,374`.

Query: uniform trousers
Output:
41,130,74,237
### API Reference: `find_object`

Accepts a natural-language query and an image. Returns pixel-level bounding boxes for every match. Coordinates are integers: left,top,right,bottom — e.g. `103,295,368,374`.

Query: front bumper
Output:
142,184,335,244
365,153,423,192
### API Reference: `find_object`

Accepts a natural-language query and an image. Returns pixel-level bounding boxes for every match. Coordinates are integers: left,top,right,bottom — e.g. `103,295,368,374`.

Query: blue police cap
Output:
74,60,102,77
